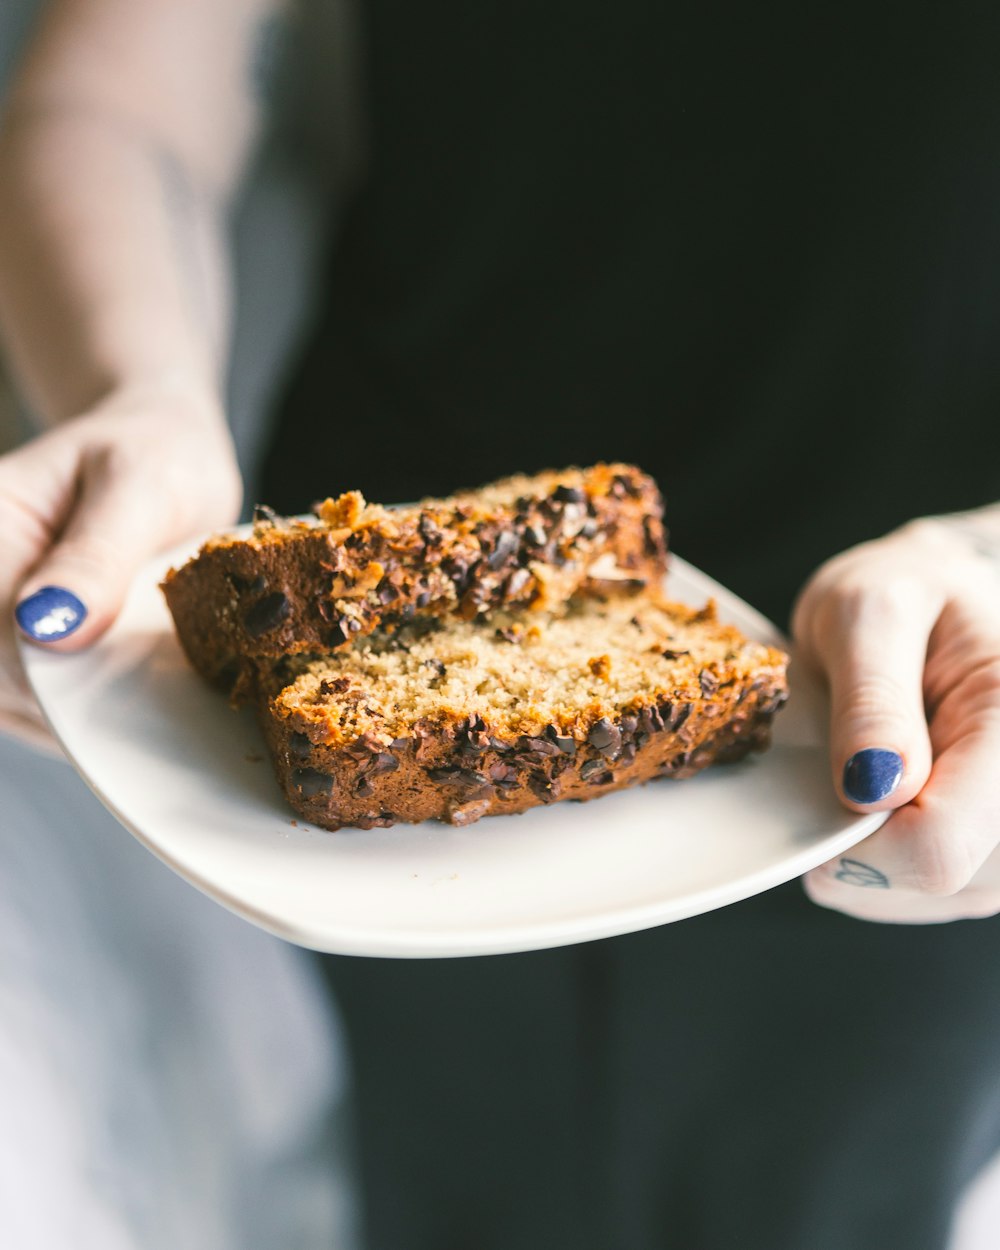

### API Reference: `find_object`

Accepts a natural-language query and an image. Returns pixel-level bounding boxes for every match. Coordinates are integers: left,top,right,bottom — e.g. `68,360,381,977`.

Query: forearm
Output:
0,103,228,425
0,0,282,427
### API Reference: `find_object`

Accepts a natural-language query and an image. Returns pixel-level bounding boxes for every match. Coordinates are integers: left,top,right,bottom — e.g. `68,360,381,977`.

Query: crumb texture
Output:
160,462,789,832
161,463,666,693
262,591,788,830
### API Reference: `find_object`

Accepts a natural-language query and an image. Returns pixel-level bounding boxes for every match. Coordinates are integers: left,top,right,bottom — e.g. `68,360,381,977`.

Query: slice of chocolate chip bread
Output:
258,591,789,831
162,463,666,696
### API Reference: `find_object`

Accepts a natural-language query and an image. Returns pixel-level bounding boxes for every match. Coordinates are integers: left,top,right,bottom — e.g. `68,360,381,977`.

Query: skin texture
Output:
1,0,998,923
0,0,279,745
793,516,1000,922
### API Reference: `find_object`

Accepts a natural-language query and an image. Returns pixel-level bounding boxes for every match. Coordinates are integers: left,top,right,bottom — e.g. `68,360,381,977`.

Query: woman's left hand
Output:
791,516,1000,922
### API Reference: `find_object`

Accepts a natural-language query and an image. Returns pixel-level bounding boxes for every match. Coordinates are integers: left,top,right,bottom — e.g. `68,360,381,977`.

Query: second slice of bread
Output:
162,463,666,696
258,591,789,830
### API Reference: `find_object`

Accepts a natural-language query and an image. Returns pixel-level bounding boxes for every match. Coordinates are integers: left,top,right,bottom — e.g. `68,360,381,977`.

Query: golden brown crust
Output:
161,461,790,832
257,595,790,830
259,664,788,831
161,464,666,695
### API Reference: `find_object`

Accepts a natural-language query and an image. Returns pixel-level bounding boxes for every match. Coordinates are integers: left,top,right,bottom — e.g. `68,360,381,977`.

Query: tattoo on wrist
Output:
835,858,890,889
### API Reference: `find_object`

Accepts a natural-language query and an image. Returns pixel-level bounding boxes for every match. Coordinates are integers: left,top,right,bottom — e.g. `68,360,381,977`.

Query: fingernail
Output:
842,749,904,805
15,587,88,642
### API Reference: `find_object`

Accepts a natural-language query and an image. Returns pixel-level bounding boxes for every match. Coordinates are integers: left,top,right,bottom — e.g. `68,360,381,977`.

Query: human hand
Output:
1,380,242,751
791,517,1000,923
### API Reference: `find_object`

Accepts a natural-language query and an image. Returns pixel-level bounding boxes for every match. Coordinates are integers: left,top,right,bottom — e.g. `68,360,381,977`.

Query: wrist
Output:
86,369,227,434
906,509,1000,565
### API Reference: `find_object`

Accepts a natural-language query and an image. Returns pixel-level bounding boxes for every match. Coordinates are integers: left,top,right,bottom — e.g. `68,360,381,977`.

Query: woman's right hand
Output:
0,379,242,750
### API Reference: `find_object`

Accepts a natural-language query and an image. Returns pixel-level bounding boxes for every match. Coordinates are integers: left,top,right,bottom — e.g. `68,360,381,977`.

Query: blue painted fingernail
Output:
15,587,87,642
842,749,904,804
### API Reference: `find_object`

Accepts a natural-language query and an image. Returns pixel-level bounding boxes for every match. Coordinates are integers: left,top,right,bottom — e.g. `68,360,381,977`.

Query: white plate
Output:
20,549,886,958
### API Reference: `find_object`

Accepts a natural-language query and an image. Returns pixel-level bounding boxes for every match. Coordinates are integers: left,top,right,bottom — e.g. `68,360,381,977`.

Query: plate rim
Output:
18,549,888,958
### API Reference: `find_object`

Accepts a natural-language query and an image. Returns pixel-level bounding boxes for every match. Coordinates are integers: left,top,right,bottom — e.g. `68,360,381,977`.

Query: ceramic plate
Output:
20,546,887,957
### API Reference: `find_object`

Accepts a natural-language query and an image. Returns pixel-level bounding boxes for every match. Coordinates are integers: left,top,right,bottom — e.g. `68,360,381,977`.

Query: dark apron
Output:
261,4,1000,1245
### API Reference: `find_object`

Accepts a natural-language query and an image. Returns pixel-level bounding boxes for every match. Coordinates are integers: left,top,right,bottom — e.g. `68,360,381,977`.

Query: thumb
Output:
798,584,937,813
14,446,168,651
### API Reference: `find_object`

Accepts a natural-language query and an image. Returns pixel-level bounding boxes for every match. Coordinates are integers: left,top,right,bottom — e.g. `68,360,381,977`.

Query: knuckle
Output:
960,656,1000,700
909,832,975,897
150,438,242,533
834,575,928,629
0,492,52,551
84,437,149,482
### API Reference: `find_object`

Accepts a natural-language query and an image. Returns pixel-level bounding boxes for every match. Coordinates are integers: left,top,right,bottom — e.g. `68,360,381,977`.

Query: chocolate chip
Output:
643,516,664,557
552,485,586,504
588,718,622,756
670,703,693,731
528,775,560,803
288,731,313,761
243,592,291,638
445,556,473,594
252,503,284,525
292,768,333,797
427,767,493,796
699,669,719,696
355,776,375,797
545,725,578,755
660,649,690,661
611,473,642,499
456,716,491,754
580,759,614,784
326,619,352,646
619,742,637,766
463,732,492,754
418,514,443,545
488,761,518,786
377,580,401,605
368,752,399,776
504,568,533,601
215,660,241,695
550,753,576,778
518,735,560,758
638,705,665,735
620,714,639,737
227,571,267,594
487,529,519,570
319,676,351,696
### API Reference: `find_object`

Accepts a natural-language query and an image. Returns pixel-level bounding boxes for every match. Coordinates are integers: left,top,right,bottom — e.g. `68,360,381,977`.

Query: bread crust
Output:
162,464,666,696
259,627,789,831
